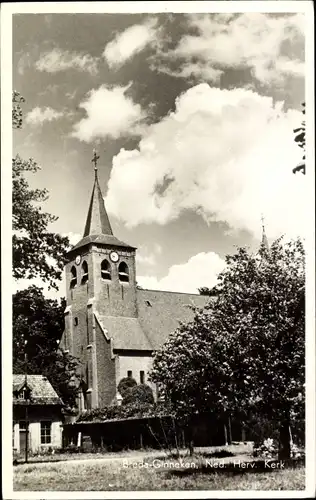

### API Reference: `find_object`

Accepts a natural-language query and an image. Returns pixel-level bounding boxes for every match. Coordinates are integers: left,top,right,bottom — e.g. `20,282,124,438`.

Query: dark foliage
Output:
13,285,81,407
122,384,155,405
117,376,137,397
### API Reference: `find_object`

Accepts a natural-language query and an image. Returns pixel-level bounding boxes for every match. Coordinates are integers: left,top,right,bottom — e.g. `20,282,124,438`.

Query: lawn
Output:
14,448,305,491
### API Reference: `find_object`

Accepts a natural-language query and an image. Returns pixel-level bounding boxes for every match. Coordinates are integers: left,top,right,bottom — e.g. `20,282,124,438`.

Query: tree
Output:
293,102,305,175
198,286,219,296
150,238,305,459
117,377,137,398
122,384,155,405
12,91,69,290
13,285,81,407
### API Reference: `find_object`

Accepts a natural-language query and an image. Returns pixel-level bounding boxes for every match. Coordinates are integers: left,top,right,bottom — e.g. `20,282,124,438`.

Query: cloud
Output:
63,232,82,247
103,18,159,69
152,61,223,84
12,276,66,301
105,83,306,241
25,106,65,125
136,245,159,267
35,48,99,75
138,251,225,294
17,52,33,75
154,13,304,84
71,84,146,142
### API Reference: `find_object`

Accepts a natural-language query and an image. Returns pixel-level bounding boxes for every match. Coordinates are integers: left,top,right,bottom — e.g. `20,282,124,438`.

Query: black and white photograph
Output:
1,1,314,497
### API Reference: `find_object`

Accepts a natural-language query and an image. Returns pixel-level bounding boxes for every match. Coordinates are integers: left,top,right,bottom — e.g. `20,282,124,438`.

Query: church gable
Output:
96,313,153,351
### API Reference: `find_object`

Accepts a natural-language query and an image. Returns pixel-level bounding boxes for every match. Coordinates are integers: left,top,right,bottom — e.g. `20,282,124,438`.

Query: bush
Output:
117,377,137,397
253,438,304,459
77,400,174,422
123,384,155,405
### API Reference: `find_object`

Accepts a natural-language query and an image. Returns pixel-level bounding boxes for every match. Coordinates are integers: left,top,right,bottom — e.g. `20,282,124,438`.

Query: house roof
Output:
137,289,210,350
97,314,153,351
13,374,63,405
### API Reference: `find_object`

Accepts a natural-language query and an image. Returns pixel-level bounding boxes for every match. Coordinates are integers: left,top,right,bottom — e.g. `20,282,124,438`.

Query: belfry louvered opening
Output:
118,261,129,283
101,259,111,280
81,261,89,284
70,266,77,288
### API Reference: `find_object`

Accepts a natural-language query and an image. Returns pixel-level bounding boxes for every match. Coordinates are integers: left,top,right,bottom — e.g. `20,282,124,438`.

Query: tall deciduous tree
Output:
12,92,80,406
13,286,81,407
12,91,69,289
150,238,305,459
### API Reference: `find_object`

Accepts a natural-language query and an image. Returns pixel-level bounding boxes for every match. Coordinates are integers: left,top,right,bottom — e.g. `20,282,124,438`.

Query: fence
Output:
62,413,244,452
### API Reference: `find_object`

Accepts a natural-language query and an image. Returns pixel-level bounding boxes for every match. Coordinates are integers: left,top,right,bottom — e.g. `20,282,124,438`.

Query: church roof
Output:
69,167,134,253
137,289,210,350
70,234,135,252
97,315,153,351
13,374,63,405
84,171,113,237
96,290,209,351
261,226,269,251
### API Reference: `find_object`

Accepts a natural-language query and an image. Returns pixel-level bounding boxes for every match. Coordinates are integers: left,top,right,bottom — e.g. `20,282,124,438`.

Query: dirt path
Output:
15,450,168,469
15,445,253,470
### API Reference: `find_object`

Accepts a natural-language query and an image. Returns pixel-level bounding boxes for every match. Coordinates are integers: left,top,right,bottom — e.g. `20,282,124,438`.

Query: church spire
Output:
83,150,113,237
260,214,269,252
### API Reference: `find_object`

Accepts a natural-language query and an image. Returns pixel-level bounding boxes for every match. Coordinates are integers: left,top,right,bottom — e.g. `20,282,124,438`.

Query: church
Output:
60,153,209,411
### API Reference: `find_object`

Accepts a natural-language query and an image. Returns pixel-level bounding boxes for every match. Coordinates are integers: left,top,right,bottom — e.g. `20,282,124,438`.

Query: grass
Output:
13,446,305,491
14,442,251,465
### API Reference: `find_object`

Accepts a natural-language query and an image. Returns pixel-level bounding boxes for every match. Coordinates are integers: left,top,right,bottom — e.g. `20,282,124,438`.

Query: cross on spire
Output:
92,149,100,172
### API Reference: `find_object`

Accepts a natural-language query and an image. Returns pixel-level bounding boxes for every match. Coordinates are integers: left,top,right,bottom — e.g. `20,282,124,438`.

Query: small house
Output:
13,374,63,454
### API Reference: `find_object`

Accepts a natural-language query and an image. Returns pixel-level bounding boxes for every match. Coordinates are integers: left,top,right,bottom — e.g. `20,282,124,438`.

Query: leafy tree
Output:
150,238,305,459
122,384,155,405
12,91,69,290
12,91,25,129
293,102,305,175
198,286,219,296
13,285,81,407
117,377,137,398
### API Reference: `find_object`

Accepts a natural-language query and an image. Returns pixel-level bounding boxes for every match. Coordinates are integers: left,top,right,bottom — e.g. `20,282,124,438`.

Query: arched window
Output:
101,259,111,281
81,261,88,284
70,266,77,288
118,261,129,283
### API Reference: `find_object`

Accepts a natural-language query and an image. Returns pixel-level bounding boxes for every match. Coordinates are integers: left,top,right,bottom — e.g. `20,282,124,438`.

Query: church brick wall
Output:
95,321,117,407
117,354,155,390
92,247,138,319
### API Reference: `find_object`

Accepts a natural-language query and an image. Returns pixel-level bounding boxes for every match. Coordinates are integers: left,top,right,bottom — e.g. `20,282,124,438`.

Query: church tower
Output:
62,151,138,410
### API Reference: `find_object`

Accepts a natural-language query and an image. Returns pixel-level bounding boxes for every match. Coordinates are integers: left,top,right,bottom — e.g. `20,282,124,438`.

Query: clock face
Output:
110,251,119,263
75,255,81,265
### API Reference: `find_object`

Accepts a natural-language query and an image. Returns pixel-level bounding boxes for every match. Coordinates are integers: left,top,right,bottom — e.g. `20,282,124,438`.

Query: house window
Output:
118,262,129,283
101,259,111,280
18,388,30,400
74,317,78,326
140,371,145,384
70,266,77,288
81,261,88,284
127,370,132,378
19,420,28,430
40,421,52,444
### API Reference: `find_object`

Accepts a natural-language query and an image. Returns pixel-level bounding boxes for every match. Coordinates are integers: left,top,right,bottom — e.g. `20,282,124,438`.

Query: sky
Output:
12,8,307,298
